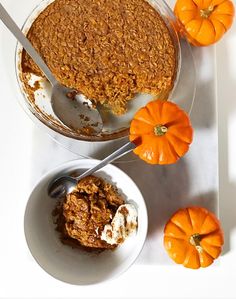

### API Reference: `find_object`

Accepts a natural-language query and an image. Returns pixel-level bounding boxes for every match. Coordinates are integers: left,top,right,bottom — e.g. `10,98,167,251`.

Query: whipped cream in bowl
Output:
101,204,138,245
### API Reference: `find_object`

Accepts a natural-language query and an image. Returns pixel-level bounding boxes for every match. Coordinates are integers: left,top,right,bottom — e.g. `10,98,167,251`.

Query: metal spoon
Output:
48,141,136,199
0,3,103,132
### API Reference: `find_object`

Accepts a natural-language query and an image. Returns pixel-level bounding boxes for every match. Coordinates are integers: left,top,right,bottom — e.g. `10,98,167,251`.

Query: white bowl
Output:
24,159,148,285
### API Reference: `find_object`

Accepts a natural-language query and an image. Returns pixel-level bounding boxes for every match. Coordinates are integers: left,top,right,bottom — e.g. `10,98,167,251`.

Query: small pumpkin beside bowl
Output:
164,206,224,269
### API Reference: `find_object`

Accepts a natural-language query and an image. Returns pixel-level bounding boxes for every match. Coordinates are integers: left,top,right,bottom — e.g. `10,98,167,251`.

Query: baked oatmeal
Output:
22,0,177,115
53,175,126,250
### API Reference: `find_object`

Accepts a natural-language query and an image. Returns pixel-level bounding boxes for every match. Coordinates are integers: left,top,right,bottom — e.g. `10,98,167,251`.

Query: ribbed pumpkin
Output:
164,207,224,269
174,0,235,46
129,99,193,165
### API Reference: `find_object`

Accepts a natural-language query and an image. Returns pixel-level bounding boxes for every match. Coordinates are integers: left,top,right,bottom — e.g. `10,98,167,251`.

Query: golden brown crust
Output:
22,0,177,115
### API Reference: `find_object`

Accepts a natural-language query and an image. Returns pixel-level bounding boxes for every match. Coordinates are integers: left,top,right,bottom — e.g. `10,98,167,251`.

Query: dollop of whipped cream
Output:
101,203,138,245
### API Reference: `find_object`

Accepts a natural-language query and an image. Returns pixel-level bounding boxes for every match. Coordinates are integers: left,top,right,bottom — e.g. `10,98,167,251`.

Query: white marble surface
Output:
0,0,235,298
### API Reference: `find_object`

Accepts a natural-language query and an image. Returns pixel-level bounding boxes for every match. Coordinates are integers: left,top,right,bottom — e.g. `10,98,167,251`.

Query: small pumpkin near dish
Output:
129,99,193,165
164,206,224,269
174,0,235,46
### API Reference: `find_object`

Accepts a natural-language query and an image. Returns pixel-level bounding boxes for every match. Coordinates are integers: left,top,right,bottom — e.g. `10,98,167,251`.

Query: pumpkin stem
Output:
189,233,203,253
200,5,214,18
154,125,168,136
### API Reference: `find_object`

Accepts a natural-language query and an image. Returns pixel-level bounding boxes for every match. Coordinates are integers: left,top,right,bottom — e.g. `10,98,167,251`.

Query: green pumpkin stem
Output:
154,125,168,136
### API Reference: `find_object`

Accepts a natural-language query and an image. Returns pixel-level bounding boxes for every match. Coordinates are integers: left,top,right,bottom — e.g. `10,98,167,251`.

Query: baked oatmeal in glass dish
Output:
17,0,180,140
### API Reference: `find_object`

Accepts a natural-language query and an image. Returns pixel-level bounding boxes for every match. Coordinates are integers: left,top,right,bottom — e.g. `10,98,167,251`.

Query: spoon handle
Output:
76,141,136,181
0,3,57,86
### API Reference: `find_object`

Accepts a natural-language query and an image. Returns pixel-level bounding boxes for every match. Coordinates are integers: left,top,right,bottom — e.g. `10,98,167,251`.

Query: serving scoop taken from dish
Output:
0,3,103,132
48,141,136,199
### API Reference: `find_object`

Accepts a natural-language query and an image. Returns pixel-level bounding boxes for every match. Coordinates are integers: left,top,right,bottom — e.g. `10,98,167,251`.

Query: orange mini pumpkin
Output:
164,207,224,269
129,100,193,165
174,0,235,46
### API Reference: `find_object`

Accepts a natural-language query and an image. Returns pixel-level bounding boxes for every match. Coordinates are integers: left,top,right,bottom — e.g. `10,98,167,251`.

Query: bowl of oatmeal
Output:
24,159,148,285
16,0,181,142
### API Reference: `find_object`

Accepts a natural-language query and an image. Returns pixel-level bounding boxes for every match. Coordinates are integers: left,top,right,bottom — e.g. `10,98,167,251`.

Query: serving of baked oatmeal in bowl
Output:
16,0,181,141
24,159,148,284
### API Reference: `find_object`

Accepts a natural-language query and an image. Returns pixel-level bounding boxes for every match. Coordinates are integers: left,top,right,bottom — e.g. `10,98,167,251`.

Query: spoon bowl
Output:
51,83,103,133
48,176,77,199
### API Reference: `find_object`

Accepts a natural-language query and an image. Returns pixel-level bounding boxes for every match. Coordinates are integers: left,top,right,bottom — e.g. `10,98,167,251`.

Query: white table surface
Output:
0,0,236,298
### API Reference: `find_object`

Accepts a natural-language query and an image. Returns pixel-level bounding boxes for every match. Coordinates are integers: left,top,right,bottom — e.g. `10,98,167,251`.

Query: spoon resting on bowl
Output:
48,141,136,199
0,3,103,133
